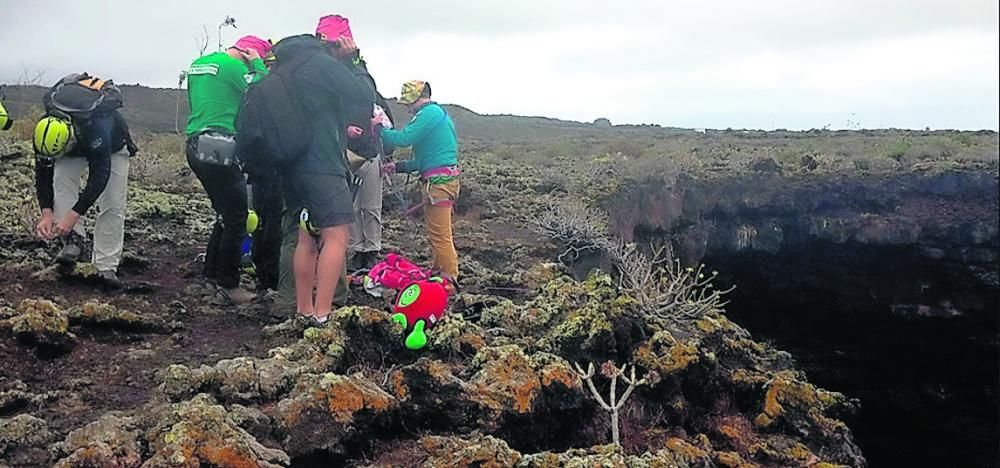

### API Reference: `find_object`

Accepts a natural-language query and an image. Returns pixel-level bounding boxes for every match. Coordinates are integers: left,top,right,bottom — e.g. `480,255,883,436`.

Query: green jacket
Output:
185,52,267,135
381,102,457,174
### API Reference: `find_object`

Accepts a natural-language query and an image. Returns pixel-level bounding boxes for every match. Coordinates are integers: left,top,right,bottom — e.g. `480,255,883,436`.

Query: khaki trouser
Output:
423,178,460,279
348,155,383,254
53,149,129,272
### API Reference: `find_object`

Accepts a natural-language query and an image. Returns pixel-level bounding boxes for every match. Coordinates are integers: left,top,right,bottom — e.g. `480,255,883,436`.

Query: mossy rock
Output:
274,373,398,456
1,298,75,354
143,394,289,467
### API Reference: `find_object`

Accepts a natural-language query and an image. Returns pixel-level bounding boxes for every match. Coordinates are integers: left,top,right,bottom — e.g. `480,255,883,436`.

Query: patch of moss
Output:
633,330,701,376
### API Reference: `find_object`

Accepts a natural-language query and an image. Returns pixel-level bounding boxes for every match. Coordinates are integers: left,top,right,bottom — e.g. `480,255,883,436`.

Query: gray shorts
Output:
282,172,353,229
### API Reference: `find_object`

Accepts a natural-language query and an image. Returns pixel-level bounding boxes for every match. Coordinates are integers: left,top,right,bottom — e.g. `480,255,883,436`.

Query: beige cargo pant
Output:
53,149,129,273
347,153,383,254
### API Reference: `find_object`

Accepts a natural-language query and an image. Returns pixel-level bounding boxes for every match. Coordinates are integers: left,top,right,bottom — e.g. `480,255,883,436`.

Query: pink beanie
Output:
233,35,272,57
316,15,354,42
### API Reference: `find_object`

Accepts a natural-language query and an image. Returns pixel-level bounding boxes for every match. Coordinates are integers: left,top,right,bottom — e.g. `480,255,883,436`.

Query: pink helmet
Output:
316,15,354,42
233,35,272,58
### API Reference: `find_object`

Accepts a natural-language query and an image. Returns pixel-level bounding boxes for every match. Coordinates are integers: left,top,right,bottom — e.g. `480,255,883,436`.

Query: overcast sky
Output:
1,0,997,130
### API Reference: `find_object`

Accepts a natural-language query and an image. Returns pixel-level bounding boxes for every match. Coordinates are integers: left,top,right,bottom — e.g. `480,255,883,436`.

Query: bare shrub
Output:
609,242,734,322
529,199,611,263
574,361,658,447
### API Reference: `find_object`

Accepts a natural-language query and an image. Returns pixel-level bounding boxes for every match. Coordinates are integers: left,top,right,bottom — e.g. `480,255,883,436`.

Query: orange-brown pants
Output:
423,178,460,279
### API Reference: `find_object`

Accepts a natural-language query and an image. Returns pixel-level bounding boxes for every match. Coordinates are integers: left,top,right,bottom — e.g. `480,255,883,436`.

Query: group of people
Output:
18,14,461,324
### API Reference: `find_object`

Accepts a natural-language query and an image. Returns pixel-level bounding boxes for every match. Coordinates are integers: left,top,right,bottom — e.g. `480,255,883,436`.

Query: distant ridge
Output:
1,84,632,140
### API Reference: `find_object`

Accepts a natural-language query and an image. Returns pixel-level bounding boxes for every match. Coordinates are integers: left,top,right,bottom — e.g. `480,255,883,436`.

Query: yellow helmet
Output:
246,209,260,234
0,101,12,131
33,116,75,156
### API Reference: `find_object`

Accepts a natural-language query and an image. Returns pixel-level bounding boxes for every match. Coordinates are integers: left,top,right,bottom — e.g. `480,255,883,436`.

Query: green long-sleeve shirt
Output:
185,52,267,135
381,102,457,174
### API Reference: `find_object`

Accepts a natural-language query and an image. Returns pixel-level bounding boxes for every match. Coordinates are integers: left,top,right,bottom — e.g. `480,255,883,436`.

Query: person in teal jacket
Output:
378,81,461,280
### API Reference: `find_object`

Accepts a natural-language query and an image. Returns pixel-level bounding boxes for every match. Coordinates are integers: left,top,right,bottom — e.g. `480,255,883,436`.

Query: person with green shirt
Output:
378,81,461,281
185,35,270,305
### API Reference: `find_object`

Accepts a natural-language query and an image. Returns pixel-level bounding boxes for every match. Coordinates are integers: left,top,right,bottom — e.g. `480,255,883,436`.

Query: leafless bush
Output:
530,199,612,263
609,242,734,322
574,361,659,447
16,64,46,86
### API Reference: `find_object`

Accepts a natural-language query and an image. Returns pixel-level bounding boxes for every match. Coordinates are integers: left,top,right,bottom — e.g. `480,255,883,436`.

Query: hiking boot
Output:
362,251,380,270
97,270,123,289
220,287,257,305
348,252,366,273
55,240,82,265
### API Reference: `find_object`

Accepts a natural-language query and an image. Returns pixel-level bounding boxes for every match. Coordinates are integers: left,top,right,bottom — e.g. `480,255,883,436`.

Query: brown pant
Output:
423,178,460,279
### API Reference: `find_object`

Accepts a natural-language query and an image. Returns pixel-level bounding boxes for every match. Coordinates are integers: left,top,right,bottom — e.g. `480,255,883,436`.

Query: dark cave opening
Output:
702,241,999,467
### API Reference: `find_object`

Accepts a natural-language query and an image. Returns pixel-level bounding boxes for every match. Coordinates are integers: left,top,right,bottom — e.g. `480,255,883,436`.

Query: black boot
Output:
362,250,381,270
55,233,83,265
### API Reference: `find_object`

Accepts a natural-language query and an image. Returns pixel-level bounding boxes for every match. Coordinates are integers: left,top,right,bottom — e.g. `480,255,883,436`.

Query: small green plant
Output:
885,139,911,161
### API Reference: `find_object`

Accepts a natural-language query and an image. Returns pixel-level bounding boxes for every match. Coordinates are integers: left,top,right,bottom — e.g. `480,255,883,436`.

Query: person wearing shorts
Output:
270,28,373,323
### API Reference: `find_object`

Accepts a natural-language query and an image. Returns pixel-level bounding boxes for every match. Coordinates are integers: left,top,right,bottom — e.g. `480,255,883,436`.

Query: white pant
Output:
53,150,130,272
349,155,383,253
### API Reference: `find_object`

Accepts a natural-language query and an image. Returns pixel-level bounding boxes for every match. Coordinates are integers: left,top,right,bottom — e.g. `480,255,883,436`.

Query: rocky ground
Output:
1,125,995,467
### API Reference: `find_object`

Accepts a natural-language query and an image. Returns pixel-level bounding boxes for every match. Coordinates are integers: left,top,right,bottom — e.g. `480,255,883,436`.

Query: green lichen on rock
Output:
479,272,633,362
143,394,290,468
1,298,75,353
468,345,581,420
68,300,175,333
754,376,853,432
419,434,523,467
427,313,488,356
52,414,143,468
518,442,713,468
274,373,398,456
0,414,54,466
160,355,309,404
633,330,701,376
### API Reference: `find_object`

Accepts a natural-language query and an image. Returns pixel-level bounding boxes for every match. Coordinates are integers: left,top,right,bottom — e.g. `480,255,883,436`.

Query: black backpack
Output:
44,73,123,118
236,51,314,171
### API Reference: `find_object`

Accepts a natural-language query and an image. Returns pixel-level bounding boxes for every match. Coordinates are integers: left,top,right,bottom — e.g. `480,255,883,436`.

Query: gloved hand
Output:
380,161,396,176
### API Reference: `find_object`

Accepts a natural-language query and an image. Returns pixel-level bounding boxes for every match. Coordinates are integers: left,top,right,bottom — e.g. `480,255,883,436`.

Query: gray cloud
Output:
1,0,996,129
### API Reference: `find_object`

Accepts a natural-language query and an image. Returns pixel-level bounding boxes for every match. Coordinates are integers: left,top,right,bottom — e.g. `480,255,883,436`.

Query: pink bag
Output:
363,253,435,297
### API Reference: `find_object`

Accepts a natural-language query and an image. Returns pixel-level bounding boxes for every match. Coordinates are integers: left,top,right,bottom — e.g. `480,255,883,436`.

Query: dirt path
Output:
0,213,547,441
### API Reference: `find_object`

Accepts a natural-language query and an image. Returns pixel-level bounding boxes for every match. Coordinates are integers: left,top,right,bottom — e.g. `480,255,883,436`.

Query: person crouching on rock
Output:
377,81,461,282
32,74,139,289
184,35,271,305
